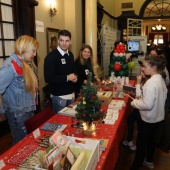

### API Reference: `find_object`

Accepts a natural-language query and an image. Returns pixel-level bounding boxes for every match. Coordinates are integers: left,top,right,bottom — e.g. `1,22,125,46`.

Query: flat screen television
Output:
127,41,140,53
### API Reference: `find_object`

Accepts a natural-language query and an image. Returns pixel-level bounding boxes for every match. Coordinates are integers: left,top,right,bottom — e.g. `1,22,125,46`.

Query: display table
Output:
0,81,135,170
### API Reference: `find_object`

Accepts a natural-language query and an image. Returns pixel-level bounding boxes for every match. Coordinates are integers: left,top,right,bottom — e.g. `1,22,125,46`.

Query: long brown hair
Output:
14,35,39,95
76,44,94,67
145,54,166,80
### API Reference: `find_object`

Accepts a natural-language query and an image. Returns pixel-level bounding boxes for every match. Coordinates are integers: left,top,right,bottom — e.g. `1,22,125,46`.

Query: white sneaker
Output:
129,145,136,151
123,140,134,147
123,140,136,150
143,159,154,169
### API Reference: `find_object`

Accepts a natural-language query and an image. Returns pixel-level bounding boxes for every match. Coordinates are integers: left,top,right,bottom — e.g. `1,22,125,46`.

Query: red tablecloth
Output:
0,81,135,170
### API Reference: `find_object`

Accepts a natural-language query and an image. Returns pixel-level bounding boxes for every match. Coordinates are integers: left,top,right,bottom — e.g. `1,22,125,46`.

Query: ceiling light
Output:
152,24,166,31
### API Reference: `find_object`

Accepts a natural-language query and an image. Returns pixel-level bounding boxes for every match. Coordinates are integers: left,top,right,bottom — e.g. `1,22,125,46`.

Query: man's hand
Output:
68,73,77,83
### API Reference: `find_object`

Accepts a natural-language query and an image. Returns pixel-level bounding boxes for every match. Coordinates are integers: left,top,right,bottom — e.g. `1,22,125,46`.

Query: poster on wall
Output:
102,24,117,77
35,20,44,32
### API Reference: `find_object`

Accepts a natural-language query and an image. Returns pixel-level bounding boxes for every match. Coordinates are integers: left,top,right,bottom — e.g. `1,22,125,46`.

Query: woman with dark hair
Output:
123,67,150,151
149,49,169,86
130,54,167,170
74,45,101,97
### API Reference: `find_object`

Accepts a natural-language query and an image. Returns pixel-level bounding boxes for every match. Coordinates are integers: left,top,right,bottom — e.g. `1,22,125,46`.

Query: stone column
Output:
85,0,102,78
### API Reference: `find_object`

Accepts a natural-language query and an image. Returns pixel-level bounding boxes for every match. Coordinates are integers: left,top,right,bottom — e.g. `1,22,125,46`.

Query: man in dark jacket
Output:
44,30,77,113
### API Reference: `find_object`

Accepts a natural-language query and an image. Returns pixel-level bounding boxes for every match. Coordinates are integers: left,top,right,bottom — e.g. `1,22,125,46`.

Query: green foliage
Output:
75,72,104,123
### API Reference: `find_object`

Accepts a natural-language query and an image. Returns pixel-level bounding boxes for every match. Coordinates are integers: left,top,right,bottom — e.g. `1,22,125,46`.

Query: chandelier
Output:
152,24,166,31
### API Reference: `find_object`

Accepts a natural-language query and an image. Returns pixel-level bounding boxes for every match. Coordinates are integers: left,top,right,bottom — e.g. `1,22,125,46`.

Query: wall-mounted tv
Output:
127,41,140,53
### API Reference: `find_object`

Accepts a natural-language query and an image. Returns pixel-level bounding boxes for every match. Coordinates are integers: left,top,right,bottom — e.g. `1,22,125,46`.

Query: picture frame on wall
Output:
46,27,59,53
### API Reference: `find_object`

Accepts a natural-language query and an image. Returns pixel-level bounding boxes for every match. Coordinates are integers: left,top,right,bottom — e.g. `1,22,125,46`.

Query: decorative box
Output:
36,135,100,170
66,136,100,170
97,91,113,106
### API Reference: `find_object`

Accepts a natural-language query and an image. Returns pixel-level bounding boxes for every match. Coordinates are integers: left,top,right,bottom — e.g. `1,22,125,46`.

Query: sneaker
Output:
129,145,136,151
123,140,134,147
123,140,136,151
143,159,154,169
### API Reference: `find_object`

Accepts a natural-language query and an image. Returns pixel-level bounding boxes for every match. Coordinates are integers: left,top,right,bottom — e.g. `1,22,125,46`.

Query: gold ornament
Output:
83,97,86,104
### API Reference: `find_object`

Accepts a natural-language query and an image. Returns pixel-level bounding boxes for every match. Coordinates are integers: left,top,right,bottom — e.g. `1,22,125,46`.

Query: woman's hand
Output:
136,74,143,84
95,77,101,84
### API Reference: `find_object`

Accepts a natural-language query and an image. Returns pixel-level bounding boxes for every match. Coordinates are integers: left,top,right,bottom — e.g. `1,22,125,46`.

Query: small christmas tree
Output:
75,72,104,123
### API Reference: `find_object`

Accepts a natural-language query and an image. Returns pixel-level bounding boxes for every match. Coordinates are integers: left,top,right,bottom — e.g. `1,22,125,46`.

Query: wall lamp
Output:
49,0,57,20
50,5,57,17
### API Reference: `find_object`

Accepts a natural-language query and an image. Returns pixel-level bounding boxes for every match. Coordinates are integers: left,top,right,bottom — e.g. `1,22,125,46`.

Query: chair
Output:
24,106,54,134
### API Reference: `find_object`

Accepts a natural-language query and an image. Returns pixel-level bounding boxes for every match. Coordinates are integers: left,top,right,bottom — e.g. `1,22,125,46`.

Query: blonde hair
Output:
14,35,39,95
77,44,94,67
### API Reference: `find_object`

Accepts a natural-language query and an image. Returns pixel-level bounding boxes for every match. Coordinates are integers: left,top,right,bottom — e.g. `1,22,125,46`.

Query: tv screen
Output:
128,41,140,53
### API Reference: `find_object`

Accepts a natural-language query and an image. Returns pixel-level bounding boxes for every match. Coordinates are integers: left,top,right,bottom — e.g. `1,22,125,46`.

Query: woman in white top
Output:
123,67,150,151
130,54,167,170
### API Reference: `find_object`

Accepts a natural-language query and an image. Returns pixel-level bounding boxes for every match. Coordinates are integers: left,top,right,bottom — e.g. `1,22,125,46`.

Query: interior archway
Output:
140,0,170,45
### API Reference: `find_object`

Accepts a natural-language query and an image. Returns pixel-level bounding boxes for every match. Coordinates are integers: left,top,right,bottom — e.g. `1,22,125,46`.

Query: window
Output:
153,34,164,45
127,18,143,39
143,0,170,18
0,0,16,59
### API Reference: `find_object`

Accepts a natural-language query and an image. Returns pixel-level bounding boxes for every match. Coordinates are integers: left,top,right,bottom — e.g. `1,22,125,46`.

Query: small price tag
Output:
33,128,41,139
0,159,5,169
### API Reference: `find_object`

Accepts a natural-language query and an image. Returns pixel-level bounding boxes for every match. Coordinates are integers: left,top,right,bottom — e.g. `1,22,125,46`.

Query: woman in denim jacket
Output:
0,35,39,144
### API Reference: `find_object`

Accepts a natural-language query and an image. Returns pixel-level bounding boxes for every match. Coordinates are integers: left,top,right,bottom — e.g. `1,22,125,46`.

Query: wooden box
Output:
97,91,113,106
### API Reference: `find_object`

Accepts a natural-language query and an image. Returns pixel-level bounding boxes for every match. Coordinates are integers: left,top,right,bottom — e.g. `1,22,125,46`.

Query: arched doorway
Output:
139,0,170,46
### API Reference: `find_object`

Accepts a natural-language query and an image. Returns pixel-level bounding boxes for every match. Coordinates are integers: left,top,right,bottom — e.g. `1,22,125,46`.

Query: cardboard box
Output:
97,91,113,106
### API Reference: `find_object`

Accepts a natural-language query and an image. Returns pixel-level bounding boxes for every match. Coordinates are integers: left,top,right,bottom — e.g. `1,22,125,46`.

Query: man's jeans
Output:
51,96,74,114
6,109,34,145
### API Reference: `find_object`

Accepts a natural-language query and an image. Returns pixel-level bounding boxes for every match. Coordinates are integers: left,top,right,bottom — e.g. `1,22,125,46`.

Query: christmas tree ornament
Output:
122,63,128,70
113,63,121,72
128,61,135,69
109,63,114,70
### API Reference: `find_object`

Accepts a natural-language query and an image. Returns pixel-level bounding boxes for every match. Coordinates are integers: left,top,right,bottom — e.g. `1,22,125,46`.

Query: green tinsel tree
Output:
75,72,104,123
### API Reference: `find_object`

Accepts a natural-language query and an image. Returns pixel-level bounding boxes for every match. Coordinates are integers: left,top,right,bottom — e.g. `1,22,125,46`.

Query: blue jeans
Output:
51,96,75,114
6,109,34,145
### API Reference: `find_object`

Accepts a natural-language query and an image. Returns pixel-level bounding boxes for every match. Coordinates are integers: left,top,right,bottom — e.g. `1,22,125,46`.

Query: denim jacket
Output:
0,53,36,113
